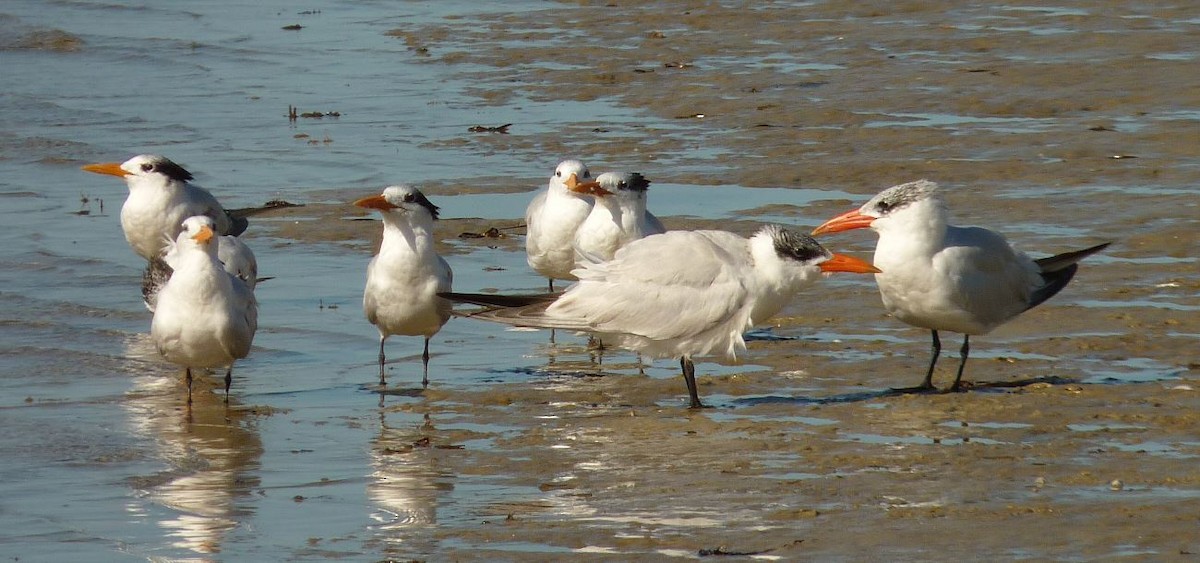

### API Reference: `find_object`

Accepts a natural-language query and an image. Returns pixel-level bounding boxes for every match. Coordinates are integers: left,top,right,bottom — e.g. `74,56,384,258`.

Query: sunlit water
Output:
1,0,1195,560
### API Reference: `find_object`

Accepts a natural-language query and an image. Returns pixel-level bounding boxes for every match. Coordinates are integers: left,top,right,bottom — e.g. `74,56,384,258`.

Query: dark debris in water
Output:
468,123,511,134
699,539,803,557
287,105,341,121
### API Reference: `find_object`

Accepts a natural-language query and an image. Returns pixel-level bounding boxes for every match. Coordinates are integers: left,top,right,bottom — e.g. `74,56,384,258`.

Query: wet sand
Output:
3,1,1199,560
264,3,1200,559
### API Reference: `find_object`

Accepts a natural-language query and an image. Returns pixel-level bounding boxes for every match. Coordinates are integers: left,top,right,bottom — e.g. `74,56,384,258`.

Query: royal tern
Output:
150,216,258,404
444,225,879,408
812,179,1111,391
82,154,247,260
83,154,255,311
144,232,260,311
525,159,593,290
356,185,453,387
570,171,667,264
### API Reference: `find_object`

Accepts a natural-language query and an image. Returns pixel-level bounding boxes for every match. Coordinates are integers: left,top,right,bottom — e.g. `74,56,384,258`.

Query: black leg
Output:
949,335,971,392
547,278,555,292
224,367,232,403
681,357,705,409
378,337,387,386
186,367,193,406
421,337,431,388
890,330,940,393
922,330,941,389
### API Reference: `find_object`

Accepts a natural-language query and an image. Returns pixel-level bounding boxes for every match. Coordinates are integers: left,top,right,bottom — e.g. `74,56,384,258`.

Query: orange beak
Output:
811,209,875,236
820,253,880,274
353,194,399,210
193,225,214,244
81,162,129,178
566,178,611,197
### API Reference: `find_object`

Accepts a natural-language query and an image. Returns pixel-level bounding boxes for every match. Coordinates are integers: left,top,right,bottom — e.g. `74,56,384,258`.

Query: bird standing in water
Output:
82,154,255,311
356,185,453,387
525,159,593,291
151,216,258,404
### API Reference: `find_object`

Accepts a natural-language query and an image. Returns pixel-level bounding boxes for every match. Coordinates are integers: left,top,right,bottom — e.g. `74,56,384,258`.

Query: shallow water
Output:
2,0,1199,561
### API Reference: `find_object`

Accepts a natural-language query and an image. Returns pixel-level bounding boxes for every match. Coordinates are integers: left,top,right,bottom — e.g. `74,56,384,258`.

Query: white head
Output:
811,180,944,237
82,154,194,190
757,225,880,277
174,215,218,256
566,171,650,208
549,159,591,196
353,184,440,227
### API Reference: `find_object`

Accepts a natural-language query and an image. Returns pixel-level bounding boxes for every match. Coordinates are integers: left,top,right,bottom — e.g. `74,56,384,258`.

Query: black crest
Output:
141,156,194,182
622,173,651,192
769,226,830,263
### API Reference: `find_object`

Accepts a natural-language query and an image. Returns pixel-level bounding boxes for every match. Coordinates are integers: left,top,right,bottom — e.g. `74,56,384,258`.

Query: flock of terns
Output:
82,155,1110,408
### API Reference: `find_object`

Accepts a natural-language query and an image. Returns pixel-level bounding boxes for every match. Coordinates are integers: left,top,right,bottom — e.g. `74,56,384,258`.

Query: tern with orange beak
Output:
812,179,1111,392
443,225,879,408
525,159,594,290
151,216,258,404
569,171,666,265
355,185,453,387
82,154,256,311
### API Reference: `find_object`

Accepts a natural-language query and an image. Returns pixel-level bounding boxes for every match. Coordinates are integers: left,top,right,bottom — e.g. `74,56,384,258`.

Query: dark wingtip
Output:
438,291,558,308
1027,264,1077,311
1026,241,1111,311
227,215,250,237
1034,241,1112,273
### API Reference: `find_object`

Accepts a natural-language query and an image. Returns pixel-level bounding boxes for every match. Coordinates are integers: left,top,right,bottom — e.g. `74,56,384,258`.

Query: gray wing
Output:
551,230,750,340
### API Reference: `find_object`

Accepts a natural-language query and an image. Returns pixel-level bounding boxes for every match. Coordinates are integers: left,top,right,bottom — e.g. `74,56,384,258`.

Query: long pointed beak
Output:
353,194,399,210
820,253,881,274
811,209,875,236
193,225,214,244
81,162,128,178
567,178,611,197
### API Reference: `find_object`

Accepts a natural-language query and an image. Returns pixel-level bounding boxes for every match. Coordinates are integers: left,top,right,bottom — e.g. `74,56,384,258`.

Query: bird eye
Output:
141,163,154,172
403,193,416,202
555,171,562,177
618,181,627,189
876,201,892,213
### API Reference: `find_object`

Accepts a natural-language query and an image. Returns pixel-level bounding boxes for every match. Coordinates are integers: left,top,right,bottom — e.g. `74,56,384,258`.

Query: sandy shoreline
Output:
231,2,1200,558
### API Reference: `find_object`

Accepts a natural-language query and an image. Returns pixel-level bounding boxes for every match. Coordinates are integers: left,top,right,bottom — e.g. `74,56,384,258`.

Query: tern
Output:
569,171,667,264
144,232,260,311
525,159,593,290
150,216,258,404
83,154,255,311
443,225,880,408
82,154,247,260
356,185,453,387
812,179,1111,392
